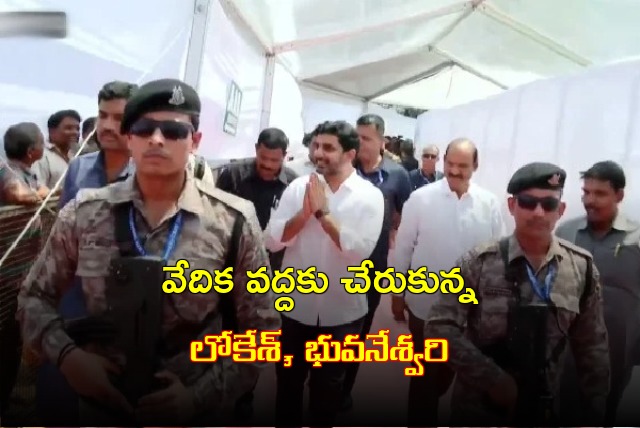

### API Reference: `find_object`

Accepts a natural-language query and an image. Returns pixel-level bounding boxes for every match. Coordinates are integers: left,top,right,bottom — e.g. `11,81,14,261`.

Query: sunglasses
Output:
515,194,560,212
130,118,194,140
422,154,437,159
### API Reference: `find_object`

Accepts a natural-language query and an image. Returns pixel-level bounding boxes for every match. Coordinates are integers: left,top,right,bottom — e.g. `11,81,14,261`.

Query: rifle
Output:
478,238,558,425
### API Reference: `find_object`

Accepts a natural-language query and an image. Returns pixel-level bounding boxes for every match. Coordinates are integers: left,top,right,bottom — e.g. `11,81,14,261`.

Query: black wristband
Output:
57,343,77,368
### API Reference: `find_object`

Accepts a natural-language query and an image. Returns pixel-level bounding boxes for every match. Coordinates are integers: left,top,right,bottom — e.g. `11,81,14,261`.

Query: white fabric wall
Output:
269,62,305,156
197,0,266,160
301,87,365,132
0,0,193,157
366,103,417,138
416,60,640,233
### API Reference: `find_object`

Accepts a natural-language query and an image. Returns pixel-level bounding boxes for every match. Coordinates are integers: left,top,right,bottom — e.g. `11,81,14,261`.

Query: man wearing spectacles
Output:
409,144,444,191
424,162,610,426
391,138,505,426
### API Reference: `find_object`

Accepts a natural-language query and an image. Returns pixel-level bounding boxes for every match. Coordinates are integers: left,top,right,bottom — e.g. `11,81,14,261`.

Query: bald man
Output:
390,138,506,426
409,144,444,191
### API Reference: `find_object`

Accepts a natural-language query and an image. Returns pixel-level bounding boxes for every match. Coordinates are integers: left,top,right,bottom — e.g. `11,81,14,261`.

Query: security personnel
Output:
425,162,610,426
16,78,281,426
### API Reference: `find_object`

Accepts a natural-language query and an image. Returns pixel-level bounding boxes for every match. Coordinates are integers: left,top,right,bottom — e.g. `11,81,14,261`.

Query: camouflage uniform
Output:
17,173,281,417
425,162,610,425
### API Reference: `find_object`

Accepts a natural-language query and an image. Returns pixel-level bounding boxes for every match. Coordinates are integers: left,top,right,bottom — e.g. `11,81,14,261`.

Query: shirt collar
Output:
317,169,360,192
437,178,476,198
95,151,135,182
6,159,33,175
507,234,565,265
107,172,205,215
576,212,637,232
355,156,392,174
250,159,290,184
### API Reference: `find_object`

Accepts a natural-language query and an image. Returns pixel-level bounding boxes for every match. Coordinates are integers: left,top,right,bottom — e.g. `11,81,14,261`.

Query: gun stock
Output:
105,256,166,404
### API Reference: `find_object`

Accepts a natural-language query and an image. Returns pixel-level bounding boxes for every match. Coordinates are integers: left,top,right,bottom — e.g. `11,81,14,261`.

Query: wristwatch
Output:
315,208,330,219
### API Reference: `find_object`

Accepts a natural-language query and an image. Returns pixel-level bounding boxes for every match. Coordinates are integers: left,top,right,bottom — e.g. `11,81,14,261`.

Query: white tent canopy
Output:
222,0,640,109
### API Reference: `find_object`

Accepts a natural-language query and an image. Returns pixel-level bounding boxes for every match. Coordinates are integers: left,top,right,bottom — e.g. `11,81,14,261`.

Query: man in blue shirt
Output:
409,144,444,191
341,114,412,411
59,81,138,208
38,80,137,424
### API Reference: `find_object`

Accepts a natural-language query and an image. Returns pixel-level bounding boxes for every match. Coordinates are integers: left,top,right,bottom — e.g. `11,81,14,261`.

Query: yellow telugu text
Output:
190,329,448,376
162,259,477,313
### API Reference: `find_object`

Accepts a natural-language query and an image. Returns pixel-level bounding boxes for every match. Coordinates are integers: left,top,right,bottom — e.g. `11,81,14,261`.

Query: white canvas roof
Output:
222,0,640,109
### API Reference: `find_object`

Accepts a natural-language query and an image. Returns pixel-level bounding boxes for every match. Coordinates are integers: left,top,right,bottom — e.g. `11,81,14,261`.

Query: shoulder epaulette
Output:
557,237,593,259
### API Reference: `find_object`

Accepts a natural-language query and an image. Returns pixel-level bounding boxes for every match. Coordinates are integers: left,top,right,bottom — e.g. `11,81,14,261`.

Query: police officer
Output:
17,78,281,425
425,162,610,426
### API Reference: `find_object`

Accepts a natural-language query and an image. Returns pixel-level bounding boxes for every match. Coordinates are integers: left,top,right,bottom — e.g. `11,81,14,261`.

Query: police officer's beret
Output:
507,162,566,194
120,78,201,134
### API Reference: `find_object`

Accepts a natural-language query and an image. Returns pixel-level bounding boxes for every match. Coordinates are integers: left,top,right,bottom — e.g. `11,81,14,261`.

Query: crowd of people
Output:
0,76,638,428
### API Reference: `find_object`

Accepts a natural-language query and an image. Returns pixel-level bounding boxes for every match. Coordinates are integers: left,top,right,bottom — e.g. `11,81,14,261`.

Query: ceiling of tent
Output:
221,0,640,109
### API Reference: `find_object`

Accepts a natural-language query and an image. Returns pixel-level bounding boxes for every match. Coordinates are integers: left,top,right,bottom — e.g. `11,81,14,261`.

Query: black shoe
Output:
339,394,353,412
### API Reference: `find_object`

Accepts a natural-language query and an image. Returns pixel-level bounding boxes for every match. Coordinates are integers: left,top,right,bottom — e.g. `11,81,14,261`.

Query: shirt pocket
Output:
164,257,221,324
76,247,115,277
478,285,514,340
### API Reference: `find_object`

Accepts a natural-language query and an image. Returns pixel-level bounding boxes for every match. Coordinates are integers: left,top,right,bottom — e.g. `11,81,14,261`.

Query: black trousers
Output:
275,315,365,427
341,289,382,397
407,309,455,426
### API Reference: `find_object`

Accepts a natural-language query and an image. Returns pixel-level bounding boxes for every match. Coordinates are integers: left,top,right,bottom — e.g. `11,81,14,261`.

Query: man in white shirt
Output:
390,138,505,426
286,130,317,176
266,120,385,427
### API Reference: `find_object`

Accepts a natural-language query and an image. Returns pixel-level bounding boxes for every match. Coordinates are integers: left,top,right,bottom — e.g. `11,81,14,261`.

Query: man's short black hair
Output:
356,114,385,136
82,117,97,135
580,160,626,191
302,132,314,148
47,109,81,130
98,81,139,103
4,122,43,160
316,120,359,153
256,127,289,152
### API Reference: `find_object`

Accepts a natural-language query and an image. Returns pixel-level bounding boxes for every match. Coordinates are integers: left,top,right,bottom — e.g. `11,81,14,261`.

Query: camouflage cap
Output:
507,162,566,194
120,78,200,134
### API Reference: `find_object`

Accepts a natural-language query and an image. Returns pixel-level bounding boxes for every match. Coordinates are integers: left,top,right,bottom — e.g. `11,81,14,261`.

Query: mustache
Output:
143,149,170,159
448,174,463,179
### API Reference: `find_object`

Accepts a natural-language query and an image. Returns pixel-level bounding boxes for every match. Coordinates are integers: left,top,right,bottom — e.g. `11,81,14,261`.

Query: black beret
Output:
507,162,566,194
120,78,200,134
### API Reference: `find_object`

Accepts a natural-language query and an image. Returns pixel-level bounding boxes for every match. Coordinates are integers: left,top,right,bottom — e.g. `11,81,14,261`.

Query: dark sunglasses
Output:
515,194,560,212
130,118,194,140
422,154,437,159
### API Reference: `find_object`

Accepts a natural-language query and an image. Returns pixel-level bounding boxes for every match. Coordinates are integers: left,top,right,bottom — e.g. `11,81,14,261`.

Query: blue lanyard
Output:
525,264,556,302
128,205,184,261
357,168,384,186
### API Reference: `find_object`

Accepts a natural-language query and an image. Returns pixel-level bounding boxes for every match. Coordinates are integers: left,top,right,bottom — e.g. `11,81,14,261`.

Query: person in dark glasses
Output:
556,161,639,425
425,162,610,426
16,78,280,426
408,144,444,191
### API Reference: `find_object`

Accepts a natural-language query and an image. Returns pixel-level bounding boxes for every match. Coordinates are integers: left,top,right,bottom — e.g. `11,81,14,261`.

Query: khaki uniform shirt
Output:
425,234,610,424
17,172,281,414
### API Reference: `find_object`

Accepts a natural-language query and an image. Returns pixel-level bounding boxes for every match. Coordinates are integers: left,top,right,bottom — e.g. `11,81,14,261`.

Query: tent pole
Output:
183,0,211,89
479,3,591,66
260,54,276,129
431,47,509,89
